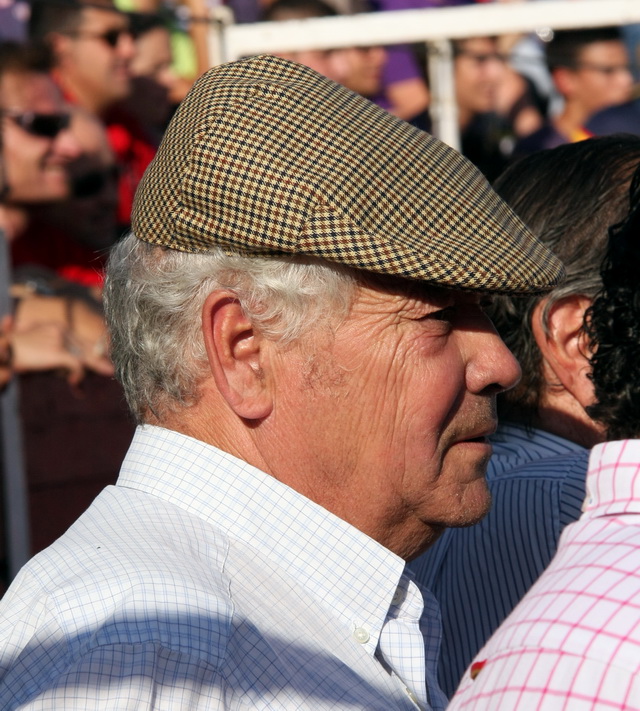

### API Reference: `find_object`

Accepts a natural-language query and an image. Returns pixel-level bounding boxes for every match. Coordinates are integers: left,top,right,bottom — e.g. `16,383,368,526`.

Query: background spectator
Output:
262,0,350,82
13,108,119,290
264,0,387,98
30,0,156,229
124,12,178,144
515,26,633,156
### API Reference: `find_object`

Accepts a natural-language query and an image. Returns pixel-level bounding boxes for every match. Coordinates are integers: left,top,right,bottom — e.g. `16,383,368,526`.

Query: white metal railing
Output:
206,0,640,148
216,0,640,59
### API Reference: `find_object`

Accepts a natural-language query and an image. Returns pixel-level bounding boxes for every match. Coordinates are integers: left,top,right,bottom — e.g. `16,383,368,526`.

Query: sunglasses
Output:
68,27,132,48
4,111,71,138
72,166,119,198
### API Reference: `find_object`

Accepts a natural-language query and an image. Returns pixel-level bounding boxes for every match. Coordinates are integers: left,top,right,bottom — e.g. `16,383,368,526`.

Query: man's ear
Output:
48,33,73,63
531,294,594,409
552,67,578,100
202,291,273,421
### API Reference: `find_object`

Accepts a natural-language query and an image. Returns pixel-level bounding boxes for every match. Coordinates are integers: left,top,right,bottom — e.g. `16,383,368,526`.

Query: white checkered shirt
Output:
0,425,446,710
448,438,640,710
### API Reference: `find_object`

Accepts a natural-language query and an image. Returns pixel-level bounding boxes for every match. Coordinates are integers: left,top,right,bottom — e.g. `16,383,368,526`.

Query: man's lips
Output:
456,423,497,444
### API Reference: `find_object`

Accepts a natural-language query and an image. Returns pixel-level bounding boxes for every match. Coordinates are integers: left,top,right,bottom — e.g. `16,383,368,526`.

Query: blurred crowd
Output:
0,0,639,588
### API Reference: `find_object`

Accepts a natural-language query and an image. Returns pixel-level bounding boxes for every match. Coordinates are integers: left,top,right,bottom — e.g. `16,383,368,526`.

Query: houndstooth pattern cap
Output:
133,54,564,294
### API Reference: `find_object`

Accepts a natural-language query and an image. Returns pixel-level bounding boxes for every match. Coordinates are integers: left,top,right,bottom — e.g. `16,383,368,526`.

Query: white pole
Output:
428,39,460,150
0,231,30,581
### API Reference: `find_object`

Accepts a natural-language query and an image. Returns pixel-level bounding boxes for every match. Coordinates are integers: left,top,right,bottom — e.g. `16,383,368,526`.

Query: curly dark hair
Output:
585,166,640,440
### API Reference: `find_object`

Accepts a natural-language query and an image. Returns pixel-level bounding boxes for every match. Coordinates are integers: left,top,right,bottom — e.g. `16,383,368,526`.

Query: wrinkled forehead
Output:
358,272,483,307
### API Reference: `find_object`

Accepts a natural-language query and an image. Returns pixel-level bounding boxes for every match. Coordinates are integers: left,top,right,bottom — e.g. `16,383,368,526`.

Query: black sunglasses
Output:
69,27,132,48
4,111,71,138
72,165,119,198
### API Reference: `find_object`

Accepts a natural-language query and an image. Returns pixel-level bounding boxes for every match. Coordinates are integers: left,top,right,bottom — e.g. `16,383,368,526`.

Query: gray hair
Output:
490,135,640,425
104,234,357,423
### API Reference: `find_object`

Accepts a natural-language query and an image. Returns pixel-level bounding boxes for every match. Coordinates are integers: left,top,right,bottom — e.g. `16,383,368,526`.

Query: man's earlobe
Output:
552,67,575,99
49,33,71,61
202,292,273,420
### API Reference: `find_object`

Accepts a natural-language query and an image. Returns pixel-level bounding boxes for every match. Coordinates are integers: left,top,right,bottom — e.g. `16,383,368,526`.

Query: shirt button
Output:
353,627,370,644
405,687,419,704
391,589,403,605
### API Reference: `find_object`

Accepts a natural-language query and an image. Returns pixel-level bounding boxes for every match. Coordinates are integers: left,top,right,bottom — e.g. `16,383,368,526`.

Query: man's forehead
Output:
577,40,626,61
358,273,481,308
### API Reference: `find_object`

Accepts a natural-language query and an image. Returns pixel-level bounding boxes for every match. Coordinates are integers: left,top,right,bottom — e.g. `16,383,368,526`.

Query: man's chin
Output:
455,485,493,528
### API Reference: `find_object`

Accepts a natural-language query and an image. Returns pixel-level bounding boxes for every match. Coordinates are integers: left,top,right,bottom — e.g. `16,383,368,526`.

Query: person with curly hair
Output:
449,162,640,711
586,170,640,439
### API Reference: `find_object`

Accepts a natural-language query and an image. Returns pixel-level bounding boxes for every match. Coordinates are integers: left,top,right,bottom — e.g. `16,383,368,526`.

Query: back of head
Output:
586,168,640,440
546,26,624,72
490,134,640,423
128,10,167,39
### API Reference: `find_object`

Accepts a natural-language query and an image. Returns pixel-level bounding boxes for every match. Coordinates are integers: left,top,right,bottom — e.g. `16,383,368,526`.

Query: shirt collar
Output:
117,425,407,655
492,421,586,463
584,438,640,517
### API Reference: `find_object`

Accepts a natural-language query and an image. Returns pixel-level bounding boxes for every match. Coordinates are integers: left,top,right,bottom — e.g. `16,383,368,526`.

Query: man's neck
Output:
553,101,592,142
457,106,474,132
532,401,604,449
55,71,108,116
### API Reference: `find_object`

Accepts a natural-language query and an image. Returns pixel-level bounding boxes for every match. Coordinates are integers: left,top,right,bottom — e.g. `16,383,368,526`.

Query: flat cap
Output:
133,54,564,294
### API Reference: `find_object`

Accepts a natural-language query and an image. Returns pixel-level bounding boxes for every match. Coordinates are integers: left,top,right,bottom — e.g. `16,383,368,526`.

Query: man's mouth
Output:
458,423,497,444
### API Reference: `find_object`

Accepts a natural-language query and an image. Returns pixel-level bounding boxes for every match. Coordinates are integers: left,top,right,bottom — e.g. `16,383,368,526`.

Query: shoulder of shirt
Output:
4,484,235,672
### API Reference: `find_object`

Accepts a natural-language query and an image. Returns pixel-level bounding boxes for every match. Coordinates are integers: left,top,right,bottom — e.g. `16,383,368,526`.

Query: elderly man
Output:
0,55,562,710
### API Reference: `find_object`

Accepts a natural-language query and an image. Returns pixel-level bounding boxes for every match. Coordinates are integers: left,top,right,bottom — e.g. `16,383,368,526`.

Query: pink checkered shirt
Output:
448,438,640,710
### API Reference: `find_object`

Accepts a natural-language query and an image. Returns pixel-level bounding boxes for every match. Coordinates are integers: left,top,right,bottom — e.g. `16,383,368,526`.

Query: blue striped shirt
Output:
409,423,588,698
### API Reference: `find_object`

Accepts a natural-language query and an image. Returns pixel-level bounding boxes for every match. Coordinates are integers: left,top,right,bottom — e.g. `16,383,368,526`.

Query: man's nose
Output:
117,31,136,61
53,127,82,161
467,329,522,397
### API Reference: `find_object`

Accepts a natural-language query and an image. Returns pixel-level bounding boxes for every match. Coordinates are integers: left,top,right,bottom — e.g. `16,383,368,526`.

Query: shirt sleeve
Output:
449,648,640,710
